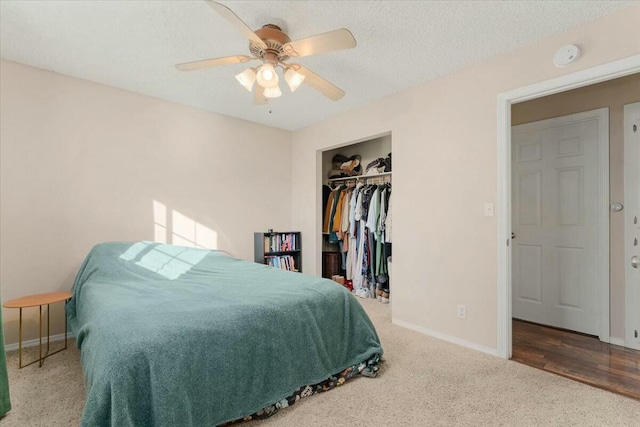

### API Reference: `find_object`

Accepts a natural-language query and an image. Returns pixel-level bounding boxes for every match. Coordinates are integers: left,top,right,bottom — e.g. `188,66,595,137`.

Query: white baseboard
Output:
4,332,73,352
392,318,498,357
609,337,626,347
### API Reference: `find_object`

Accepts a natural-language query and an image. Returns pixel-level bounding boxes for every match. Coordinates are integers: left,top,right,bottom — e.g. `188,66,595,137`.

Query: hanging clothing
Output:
378,187,388,238
322,190,336,234
385,192,393,243
365,187,380,289
328,186,346,243
339,189,351,273
349,185,360,236
376,186,388,276
332,189,347,233
340,189,351,237
322,185,331,230
346,185,361,281
337,188,352,250
352,186,367,294
324,179,392,300
366,187,380,236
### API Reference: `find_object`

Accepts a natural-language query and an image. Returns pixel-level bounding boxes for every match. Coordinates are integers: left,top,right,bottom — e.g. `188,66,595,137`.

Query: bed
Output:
67,242,383,426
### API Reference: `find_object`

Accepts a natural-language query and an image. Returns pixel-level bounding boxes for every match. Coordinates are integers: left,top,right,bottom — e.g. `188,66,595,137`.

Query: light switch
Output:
484,203,494,217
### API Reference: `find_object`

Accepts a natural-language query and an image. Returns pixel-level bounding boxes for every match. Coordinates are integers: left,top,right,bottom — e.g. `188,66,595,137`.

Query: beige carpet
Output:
3,298,639,426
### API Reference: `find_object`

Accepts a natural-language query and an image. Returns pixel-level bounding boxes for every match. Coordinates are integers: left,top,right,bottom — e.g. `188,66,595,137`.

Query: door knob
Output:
633,255,640,269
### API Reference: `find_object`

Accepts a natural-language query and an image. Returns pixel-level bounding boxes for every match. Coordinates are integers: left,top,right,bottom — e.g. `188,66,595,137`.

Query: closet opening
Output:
319,133,392,306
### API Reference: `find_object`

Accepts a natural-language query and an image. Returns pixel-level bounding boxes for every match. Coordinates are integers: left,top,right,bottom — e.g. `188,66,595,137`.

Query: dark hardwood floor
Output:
512,319,640,400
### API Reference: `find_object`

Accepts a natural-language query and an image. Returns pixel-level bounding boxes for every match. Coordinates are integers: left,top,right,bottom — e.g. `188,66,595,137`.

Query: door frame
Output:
624,102,640,350
511,107,609,336
496,54,640,359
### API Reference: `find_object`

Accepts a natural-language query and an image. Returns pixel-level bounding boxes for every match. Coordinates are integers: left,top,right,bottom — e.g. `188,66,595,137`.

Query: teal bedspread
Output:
0,300,11,417
67,242,382,426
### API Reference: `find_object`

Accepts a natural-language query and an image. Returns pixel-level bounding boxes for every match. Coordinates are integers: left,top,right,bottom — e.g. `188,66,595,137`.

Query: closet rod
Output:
328,173,391,188
327,171,392,183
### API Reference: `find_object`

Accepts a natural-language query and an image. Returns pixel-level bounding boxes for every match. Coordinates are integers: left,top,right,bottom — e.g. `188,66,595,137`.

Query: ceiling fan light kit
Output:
235,67,257,91
176,1,356,105
256,63,279,88
285,67,305,92
264,86,282,99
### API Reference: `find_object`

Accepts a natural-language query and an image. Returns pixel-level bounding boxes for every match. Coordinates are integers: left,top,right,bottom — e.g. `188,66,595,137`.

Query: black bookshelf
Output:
254,231,302,273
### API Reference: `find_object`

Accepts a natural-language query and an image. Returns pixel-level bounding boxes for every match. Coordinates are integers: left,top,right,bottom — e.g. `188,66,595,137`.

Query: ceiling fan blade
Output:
283,29,356,58
205,1,267,50
175,55,252,71
253,85,268,105
292,64,345,101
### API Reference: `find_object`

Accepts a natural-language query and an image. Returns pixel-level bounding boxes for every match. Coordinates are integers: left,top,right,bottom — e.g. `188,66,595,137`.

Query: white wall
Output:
291,6,640,352
0,61,292,344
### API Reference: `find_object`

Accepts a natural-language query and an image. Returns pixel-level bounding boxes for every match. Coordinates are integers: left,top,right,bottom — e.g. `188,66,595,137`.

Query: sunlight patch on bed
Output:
119,241,149,261
119,241,209,280
135,244,208,280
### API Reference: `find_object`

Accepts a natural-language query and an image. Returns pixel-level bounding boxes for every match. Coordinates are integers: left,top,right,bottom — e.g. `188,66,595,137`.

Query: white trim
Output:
497,54,640,359
624,102,640,350
497,95,512,359
609,337,626,347
392,318,498,357
499,55,640,105
4,332,73,352
598,109,611,345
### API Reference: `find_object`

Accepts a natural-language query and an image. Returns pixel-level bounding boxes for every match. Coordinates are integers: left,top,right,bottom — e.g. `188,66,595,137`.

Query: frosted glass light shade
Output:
285,68,305,92
256,63,279,88
235,67,256,91
263,85,282,98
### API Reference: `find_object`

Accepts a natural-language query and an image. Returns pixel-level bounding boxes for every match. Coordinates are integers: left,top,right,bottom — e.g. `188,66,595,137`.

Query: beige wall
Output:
2,6,638,353
512,73,640,341
291,6,640,352
0,61,292,345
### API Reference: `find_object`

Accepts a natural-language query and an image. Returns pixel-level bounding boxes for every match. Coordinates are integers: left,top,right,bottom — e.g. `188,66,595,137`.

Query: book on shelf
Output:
265,255,298,272
264,233,299,253
255,231,301,273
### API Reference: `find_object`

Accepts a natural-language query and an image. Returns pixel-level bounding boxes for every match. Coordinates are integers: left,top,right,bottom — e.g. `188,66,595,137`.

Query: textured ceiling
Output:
0,0,636,131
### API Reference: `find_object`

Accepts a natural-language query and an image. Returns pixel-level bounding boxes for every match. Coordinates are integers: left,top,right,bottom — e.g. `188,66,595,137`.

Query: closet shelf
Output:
327,171,392,182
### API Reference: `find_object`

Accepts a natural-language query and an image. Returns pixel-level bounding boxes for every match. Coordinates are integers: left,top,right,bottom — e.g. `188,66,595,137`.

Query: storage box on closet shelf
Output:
364,154,391,175
327,154,363,180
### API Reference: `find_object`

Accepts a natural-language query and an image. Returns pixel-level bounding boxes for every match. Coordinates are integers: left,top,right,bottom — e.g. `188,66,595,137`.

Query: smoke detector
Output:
553,45,581,68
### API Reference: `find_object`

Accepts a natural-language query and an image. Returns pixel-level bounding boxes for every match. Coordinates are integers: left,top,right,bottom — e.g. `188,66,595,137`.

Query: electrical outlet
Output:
457,305,467,319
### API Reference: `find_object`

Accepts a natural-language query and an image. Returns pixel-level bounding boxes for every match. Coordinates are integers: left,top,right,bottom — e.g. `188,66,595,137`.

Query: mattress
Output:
67,242,383,426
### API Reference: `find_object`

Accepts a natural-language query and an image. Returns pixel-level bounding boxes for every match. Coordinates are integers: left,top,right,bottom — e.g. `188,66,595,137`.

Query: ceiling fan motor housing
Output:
251,24,291,62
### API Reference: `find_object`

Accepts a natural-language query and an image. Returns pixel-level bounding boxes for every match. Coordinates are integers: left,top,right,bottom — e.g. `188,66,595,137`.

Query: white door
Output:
512,108,608,336
625,102,640,350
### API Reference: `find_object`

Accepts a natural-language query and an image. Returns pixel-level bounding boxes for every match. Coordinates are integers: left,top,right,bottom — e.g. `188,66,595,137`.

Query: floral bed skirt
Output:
223,354,381,425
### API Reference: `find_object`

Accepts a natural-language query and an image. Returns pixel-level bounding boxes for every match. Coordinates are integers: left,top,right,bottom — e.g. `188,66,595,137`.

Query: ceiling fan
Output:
175,1,356,105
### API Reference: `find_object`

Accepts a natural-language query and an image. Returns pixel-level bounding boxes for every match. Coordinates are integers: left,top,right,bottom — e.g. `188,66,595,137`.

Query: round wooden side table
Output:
3,291,73,368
